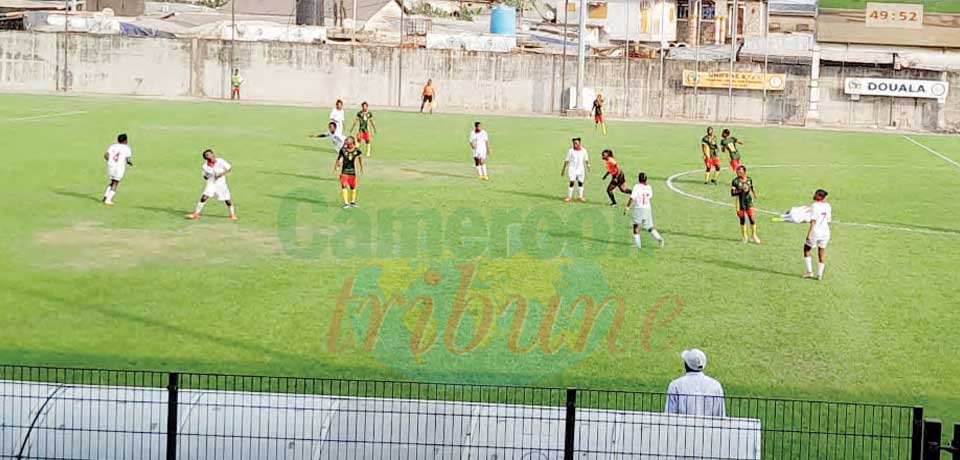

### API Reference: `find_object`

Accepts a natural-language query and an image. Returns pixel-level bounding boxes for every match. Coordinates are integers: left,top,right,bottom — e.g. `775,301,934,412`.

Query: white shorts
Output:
473,152,487,161
568,172,585,183
203,181,232,201
632,207,654,230
107,164,126,181
806,232,830,249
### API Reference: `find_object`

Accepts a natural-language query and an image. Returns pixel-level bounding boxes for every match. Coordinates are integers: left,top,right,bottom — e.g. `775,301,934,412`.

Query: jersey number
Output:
639,193,651,205
112,153,121,162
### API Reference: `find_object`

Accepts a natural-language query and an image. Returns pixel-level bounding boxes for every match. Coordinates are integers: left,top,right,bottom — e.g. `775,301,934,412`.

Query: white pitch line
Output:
903,135,960,171
665,165,960,237
0,110,87,122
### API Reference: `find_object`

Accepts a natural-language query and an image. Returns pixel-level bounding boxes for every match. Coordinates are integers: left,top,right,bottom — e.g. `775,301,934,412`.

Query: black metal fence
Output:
0,365,923,460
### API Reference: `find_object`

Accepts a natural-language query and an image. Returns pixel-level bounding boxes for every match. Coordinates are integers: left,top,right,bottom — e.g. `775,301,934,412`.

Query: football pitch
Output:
1,93,958,418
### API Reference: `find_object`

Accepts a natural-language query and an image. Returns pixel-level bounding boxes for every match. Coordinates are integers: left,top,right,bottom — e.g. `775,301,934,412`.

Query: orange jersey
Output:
422,85,434,96
604,157,620,175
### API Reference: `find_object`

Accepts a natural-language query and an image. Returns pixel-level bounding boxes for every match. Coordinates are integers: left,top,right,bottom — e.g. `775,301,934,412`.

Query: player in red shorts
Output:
701,127,721,184
592,94,607,136
230,69,243,100
730,165,760,243
334,137,364,208
350,101,377,157
721,129,744,173
601,149,631,206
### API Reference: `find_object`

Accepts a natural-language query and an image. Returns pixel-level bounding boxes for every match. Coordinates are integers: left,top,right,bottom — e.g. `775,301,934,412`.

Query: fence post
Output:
953,423,960,460
912,406,925,460
923,418,942,460
563,388,577,460
166,372,179,460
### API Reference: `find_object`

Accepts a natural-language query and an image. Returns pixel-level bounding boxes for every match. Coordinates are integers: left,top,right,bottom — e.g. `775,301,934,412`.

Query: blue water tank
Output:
490,5,517,35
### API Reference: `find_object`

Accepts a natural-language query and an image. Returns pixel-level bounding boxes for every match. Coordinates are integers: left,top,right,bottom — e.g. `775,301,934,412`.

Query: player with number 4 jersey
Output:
102,133,133,206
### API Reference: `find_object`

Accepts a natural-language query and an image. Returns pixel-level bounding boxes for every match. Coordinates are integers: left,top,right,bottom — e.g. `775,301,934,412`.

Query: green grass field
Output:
1,93,958,419
819,0,960,13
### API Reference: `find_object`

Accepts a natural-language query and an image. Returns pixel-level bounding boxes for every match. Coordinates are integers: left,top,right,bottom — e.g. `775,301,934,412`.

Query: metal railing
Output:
0,364,922,459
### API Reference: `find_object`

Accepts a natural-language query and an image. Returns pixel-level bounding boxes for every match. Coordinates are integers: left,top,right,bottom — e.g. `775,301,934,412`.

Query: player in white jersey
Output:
186,149,237,220
311,121,346,154
625,172,664,249
329,100,345,137
804,189,832,280
469,121,490,180
560,137,590,202
102,133,133,206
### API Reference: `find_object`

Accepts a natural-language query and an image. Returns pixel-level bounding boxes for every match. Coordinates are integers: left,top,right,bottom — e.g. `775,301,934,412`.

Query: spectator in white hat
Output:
665,348,726,417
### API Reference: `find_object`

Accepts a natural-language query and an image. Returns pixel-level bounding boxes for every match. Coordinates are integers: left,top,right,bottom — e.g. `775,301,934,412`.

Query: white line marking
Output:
666,165,960,237
903,135,960,170
0,111,87,122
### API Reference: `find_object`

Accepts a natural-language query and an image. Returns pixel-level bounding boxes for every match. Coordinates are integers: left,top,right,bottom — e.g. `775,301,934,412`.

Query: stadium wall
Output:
1,30,958,132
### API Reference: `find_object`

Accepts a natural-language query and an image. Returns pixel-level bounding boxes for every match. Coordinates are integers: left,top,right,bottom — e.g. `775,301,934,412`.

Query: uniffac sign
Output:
844,77,950,103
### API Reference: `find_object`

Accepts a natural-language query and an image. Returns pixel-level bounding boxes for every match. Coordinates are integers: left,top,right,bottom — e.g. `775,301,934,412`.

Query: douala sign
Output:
844,77,949,103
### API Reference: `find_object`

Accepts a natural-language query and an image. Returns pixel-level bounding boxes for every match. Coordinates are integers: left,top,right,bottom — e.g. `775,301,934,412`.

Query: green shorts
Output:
632,207,654,230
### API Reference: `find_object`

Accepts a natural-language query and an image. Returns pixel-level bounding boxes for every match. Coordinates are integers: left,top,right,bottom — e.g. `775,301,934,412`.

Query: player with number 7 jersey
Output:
625,172,664,249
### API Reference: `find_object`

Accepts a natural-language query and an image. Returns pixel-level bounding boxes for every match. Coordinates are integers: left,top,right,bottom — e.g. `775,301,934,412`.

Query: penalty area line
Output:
0,111,87,122
902,135,960,171
665,166,960,237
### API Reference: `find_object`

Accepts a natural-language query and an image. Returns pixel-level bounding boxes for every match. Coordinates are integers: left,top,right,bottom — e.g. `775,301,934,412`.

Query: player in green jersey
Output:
334,136,364,208
701,127,721,184
721,129,744,172
230,69,243,100
350,101,377,157
730,165,760,243
592,94,607,136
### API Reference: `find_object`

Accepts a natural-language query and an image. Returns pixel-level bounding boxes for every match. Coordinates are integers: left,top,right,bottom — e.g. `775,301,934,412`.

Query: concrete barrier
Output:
1,30,957,132
0,380,762,459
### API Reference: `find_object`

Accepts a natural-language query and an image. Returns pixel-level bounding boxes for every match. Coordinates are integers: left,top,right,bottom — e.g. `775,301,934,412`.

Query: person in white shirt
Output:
186,149,237,220
102,133,133,206
625,172,664,249
804,189,832,280
469,121,490,180
560,137,590,202
329,99,345,137
311,121,346,155
665,348,725,417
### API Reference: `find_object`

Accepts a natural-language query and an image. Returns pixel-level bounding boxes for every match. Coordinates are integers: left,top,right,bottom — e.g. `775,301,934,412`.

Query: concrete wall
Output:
1,30,959,132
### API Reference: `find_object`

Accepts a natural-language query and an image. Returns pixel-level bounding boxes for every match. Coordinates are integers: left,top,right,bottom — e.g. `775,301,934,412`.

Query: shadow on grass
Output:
398,168,474,179
697,257,797,279
134,206,188,218
266,193,329,206
665,229,737,244
491,189,564,203
261,170,336,182
51,188,101,203
0,281,308,365
282,143,330,153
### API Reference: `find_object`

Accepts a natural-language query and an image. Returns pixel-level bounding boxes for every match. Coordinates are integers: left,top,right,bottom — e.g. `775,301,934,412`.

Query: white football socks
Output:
650,229,663,242
633,234,641,248
818,263,825,279
195,201,206,213
804,256,813,273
